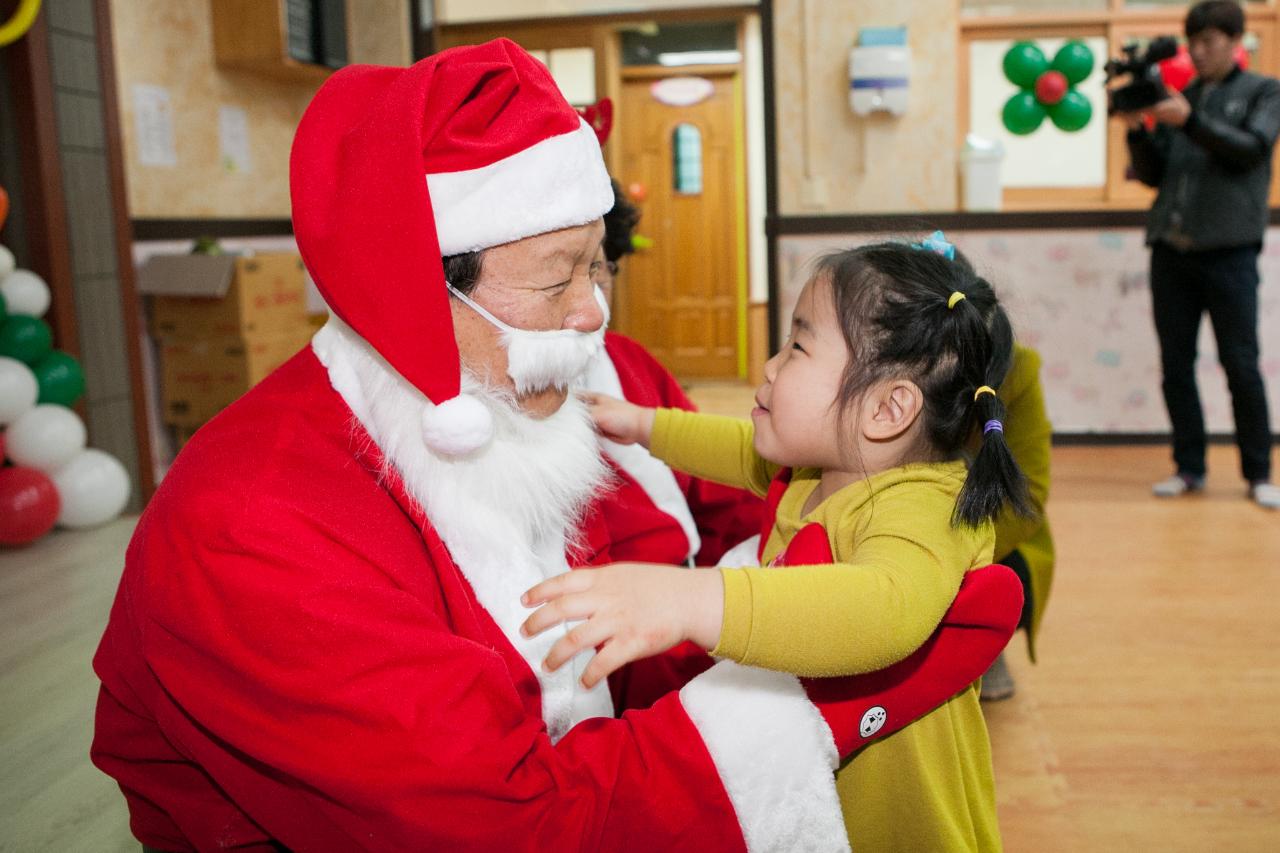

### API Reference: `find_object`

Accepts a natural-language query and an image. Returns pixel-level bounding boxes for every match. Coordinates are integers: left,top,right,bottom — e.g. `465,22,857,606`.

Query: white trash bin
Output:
958,134,1005,212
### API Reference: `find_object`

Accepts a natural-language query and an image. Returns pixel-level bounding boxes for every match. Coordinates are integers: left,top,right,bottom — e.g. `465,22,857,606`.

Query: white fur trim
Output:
681,661,849,853
582,352,701,562
715,535,761,569
312,318,615,741
421,393,494,456
427,119,613,255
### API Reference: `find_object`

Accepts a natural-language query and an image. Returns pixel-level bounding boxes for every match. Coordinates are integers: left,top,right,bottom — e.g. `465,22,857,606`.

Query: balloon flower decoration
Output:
1001,40,1096,135
0,182,132,547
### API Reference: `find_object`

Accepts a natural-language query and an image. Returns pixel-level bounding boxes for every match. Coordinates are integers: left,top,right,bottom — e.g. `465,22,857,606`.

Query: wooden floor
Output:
1,438,1277,851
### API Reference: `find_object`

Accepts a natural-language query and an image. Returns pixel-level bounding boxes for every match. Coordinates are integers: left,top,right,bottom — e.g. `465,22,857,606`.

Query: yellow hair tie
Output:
974,386,997,401
947,291,967,309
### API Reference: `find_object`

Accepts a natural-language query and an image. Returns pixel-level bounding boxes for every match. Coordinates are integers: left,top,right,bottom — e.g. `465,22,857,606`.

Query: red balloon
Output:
0,466,60,546
1158,46,1195,92
627,182,647,203
1034,70,1068,105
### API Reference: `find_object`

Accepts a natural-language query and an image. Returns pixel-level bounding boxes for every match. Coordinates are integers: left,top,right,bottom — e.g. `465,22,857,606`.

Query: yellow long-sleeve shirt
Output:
651,407,1002,852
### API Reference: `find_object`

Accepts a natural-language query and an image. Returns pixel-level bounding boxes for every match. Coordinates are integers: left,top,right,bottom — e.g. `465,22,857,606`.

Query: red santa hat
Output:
290,39,612,455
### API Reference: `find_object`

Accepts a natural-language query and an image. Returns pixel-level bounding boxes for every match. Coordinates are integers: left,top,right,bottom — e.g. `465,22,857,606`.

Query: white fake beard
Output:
313,317,609,555
448,282,610,397
313,317,616,739
502,324,604,396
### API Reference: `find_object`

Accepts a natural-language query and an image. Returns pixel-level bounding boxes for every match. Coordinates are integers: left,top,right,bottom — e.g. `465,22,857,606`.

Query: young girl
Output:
522,234,1030,851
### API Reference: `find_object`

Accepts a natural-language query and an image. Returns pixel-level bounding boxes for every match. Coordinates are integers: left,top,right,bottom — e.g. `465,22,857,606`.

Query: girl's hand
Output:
579,392,656,448
520,563,724,690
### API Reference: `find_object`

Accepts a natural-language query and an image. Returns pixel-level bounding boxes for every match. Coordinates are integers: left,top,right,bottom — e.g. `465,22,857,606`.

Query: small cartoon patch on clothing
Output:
860,706,887,738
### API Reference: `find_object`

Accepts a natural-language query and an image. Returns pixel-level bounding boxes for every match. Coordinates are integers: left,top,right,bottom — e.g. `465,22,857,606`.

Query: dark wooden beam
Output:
95,0,156,500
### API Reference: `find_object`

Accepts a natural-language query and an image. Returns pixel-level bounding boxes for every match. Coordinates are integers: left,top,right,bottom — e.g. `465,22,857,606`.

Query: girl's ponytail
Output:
953,308,1032,528
954,386,1032,528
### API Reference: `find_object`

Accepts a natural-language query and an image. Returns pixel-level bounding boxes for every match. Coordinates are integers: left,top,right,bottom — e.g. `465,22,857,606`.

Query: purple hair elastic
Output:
983,419,1004,435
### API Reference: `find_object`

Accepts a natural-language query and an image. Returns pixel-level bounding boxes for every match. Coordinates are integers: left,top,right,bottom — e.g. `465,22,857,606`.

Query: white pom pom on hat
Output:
421,393,494,456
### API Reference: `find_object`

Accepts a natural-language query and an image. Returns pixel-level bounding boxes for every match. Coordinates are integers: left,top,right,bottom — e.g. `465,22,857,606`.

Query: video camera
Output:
1105,36,1179,114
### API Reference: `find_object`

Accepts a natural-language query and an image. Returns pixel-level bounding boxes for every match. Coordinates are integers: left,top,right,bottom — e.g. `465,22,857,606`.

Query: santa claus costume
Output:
92,39,1021,852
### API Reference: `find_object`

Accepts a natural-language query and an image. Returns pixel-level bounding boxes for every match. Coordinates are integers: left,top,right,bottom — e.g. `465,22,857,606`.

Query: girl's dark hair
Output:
814,241,1032,528
602,179,641,263
442,250,484,295
1186,1,1244,39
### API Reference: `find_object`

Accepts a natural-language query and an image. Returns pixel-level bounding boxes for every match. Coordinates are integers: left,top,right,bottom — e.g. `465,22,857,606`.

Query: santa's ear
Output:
860,379,923,442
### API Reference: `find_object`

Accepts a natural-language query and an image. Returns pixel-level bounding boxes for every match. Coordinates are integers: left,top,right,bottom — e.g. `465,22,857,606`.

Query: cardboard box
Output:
139,252,310,340
160,328,314,427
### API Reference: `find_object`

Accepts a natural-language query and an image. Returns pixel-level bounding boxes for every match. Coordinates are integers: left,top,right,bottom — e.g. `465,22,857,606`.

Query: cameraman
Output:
1124,0,1280,509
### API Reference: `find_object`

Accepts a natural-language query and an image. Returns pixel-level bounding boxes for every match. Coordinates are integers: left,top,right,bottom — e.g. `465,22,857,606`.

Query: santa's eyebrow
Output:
540,245,580,265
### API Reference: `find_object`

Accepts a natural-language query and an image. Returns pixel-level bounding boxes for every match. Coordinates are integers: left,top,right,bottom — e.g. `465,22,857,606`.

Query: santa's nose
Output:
566,285,605,333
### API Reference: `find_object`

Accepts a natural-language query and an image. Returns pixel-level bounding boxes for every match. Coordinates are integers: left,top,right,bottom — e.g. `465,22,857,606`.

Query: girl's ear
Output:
861,379,924,442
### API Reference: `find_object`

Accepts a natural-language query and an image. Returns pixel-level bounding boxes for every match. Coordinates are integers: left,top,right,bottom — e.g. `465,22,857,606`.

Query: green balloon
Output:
32,350,85,407
1002,92,1047,135
0,315,53,365
0,291,7,325
1049,90,1093,132
1051,40,1095,85
1003,41,1049,88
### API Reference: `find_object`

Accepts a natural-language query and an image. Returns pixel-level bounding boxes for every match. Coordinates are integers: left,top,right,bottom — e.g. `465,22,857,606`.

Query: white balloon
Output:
0,355,39,426
52,448,131,528
0,245,14,280
1,269,52,318
7,404,87,471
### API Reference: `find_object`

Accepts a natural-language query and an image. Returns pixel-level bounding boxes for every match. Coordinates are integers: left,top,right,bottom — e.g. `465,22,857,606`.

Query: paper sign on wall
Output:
133,84,177,168
650,76,714,107
219,106,253,174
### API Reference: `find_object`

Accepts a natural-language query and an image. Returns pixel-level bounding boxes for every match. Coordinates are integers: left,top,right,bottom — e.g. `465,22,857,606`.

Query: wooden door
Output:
616,68,743,378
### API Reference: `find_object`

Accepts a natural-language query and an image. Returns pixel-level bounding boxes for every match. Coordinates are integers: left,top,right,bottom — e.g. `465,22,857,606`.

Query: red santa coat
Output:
91,347,851,852
582,333,764,566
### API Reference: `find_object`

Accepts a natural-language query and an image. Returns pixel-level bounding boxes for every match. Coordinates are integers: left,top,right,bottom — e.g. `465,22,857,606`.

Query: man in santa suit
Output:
92,40,1021,851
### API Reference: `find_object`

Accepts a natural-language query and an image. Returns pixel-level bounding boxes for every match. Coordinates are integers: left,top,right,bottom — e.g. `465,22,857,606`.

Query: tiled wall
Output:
778,229,1280,435
45,0,143,507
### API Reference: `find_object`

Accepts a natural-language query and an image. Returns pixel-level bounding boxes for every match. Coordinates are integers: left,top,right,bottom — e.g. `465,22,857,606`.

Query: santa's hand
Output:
579,392,656,447
520,564,724,689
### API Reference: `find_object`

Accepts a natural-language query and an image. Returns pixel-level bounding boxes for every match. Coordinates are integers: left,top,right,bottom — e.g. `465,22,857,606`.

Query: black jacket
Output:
1127,66,1280,250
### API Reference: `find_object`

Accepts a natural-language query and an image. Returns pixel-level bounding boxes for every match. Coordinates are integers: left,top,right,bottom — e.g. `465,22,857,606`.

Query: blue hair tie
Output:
983,419,1004,436
910,230,956,261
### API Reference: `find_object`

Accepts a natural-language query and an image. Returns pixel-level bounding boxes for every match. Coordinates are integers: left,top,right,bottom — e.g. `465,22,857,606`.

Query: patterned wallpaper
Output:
778,229,1280,434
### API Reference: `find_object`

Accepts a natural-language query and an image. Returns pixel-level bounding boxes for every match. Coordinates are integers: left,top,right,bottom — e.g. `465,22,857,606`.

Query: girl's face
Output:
752,275,852,470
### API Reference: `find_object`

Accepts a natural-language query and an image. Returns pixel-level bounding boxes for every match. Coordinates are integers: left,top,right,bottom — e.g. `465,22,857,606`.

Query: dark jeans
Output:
1150,242,1273,482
